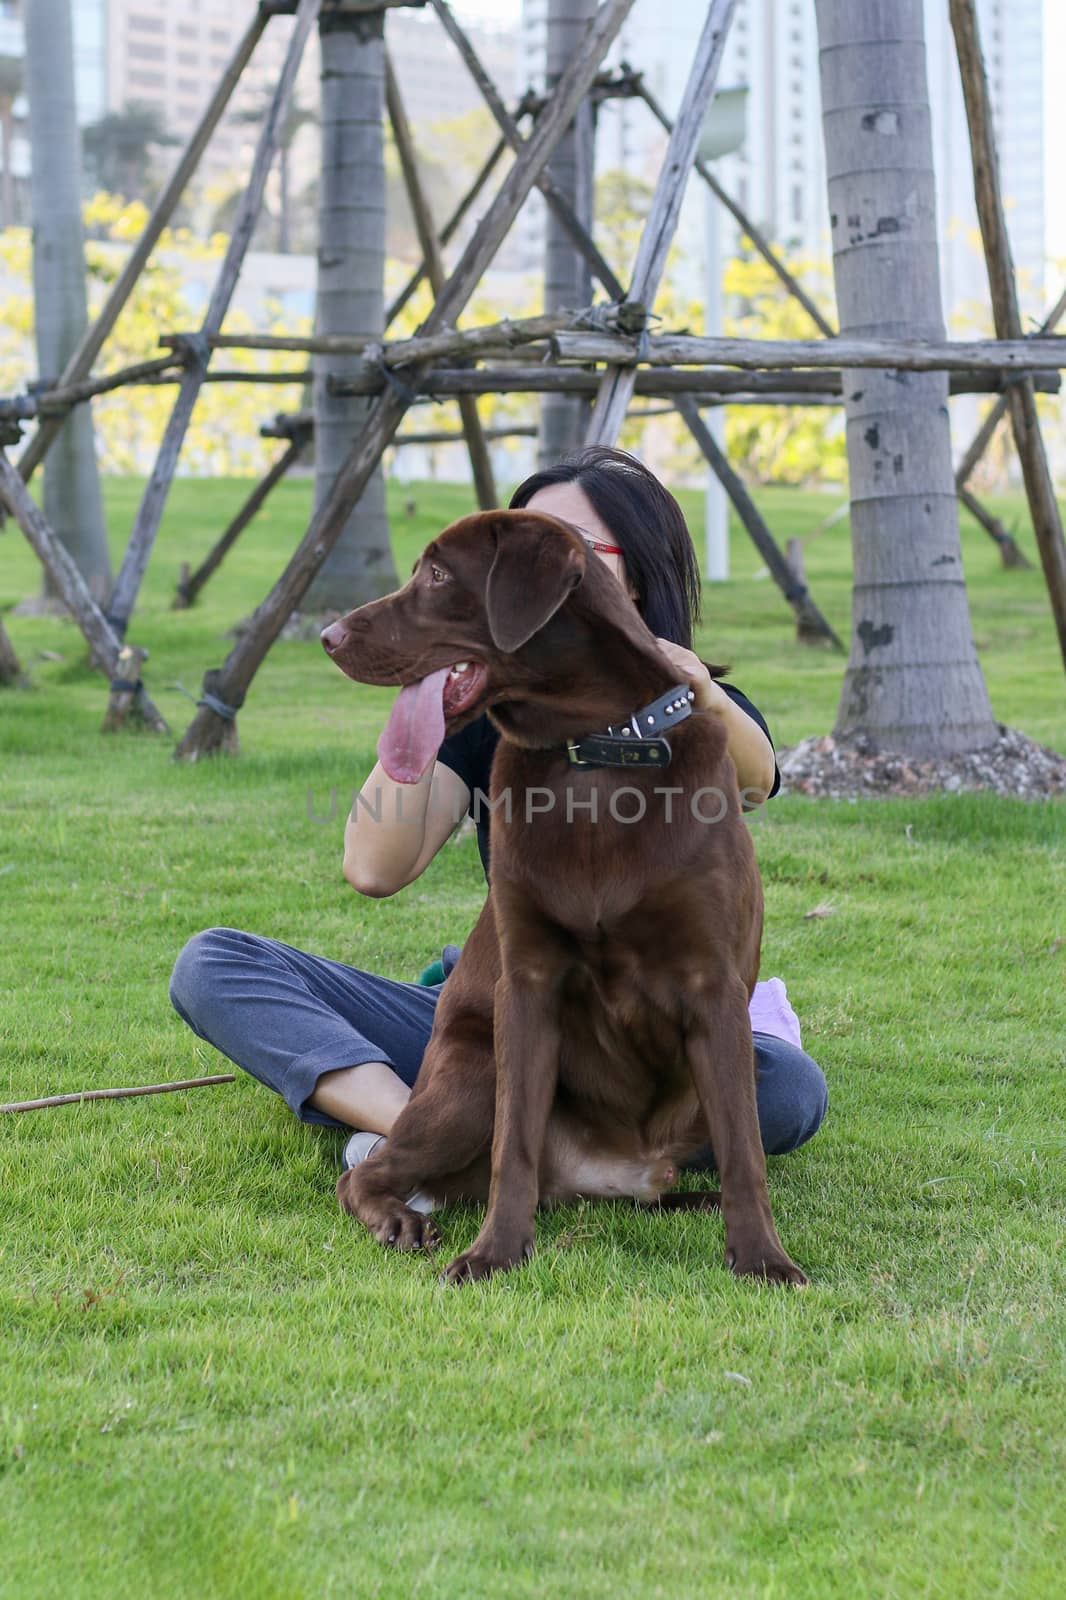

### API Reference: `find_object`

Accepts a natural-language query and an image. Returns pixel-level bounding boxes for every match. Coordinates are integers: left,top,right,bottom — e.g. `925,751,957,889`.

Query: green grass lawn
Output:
1,477,1064,1598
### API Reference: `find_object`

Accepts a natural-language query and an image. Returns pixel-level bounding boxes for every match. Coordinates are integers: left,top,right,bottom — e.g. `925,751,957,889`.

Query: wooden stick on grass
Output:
1,1074,236,1114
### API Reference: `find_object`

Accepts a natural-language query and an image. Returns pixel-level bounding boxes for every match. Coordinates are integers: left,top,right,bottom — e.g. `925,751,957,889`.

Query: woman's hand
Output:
654,636,776,805
653,637,722,711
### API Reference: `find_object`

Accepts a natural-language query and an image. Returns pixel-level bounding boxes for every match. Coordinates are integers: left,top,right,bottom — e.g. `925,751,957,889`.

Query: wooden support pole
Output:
0,616,25,686
675,396,843,649
384,49,497,508
585,0,738,446
263,0,427,11
163,318,1066,373
385,132,508,327
264,416,538,447
1,354,1049,413
393,424,537,446
570,0,819,646
784,539,827,644
955,282,1066,486
15,7,269,488
949,0,1066,669
0,450,169,730
429,0,626,302
957,482,1032,570
325,363,1055,400
953,281,1065,566
162,309,576,364
172,431,311,610
634,71,835,338
106,0,322,640
174,0,637,761
555,329,1066,372
516,66,645,117
0,355,185,421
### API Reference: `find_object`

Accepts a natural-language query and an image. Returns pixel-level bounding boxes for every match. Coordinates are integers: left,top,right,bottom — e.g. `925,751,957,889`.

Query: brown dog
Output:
321,510,806,1286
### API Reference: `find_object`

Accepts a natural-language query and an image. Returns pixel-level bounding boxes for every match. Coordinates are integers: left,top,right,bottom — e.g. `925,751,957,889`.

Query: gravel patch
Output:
777,724,1066,800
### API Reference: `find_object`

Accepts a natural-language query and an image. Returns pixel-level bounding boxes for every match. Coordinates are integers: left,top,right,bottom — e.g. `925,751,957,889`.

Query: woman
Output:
170,449,827,1193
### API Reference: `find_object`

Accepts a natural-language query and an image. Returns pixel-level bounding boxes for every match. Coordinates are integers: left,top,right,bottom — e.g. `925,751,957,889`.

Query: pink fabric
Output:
748,977,802,1049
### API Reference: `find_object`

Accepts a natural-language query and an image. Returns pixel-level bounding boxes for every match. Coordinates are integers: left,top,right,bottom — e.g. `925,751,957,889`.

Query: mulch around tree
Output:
777,725,1066,800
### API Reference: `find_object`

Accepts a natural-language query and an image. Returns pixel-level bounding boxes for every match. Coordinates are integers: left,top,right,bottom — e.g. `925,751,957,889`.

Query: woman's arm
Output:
343,758,472,897
699,679,777,804
653,638,777,806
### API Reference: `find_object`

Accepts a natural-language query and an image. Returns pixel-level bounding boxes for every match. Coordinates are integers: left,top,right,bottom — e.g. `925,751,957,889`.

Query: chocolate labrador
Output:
321,509,806,1286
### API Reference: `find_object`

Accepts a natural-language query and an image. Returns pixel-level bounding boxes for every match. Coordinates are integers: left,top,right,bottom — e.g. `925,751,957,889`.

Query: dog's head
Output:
321,509,671,783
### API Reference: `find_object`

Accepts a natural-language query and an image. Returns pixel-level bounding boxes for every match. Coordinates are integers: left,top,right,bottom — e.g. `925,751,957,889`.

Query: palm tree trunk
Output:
0,96,15,226
814,0,997,755
538,0,596,466
303,8,395,614
23,0,110,604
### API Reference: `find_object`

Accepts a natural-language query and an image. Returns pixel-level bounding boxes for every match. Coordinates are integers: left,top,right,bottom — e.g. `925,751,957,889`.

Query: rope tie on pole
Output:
171,680,243,721
198,689,240,720
373,356,420,409
169,332,211,372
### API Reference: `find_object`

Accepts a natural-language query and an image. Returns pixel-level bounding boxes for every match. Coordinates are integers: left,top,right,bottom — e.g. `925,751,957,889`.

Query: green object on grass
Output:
417,958,446,986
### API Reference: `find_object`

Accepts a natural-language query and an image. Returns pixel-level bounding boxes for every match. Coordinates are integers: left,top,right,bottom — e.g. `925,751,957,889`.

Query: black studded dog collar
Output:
565,682,695,768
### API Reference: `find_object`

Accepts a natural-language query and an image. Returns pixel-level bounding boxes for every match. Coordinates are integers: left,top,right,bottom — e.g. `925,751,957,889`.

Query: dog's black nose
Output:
321,621,347,655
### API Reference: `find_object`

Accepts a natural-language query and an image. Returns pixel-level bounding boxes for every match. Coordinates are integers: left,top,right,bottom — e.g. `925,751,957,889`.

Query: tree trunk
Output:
0,97,15,227
23,0,110,605
538,0,596,466
814,0,996,756
303,9,395,614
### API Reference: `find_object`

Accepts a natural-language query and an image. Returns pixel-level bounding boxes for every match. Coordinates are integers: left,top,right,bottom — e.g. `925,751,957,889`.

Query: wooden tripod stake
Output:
949,0,1066,668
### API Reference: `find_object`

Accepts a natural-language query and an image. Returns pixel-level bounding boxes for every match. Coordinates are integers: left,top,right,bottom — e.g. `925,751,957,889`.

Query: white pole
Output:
703,185,729,580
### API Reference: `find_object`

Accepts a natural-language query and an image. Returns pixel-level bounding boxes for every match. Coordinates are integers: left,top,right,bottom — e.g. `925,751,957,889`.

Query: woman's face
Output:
525,482,638,601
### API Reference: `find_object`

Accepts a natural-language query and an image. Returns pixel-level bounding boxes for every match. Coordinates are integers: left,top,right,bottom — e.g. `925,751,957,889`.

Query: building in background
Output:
0,0,109,227
388,5,516,131
0,0,1048,317
520,0,1046,326
0,0,25,225
103,0,269,186
93,1,516,202
72,0,107,124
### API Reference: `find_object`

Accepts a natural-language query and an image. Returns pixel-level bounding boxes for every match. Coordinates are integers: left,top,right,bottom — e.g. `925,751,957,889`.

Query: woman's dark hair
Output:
509,446,702,649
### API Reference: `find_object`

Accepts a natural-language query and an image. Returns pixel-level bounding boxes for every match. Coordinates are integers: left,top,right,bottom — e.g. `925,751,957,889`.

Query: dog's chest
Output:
552,933,696,1111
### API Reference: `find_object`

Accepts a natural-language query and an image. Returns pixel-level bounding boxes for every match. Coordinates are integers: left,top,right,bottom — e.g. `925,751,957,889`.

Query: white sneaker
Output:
341,1130,436,1216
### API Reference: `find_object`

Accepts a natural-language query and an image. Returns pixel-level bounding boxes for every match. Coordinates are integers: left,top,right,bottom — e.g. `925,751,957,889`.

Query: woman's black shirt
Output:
436,683,780,879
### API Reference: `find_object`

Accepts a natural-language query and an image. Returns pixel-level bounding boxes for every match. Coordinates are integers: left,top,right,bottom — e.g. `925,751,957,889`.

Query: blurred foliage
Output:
81,101,178,203
596,171,845,487
720,247,846,488
0,194,309,476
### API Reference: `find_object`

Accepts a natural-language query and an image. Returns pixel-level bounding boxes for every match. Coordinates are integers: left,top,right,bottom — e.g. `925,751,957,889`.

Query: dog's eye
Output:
430,565,449,585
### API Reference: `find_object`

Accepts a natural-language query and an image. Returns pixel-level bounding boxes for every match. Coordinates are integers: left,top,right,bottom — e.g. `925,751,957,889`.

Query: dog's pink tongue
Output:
377,665,452,783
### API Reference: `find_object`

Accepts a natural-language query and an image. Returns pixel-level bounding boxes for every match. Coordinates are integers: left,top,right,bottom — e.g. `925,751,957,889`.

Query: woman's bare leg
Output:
309,1061,411,1133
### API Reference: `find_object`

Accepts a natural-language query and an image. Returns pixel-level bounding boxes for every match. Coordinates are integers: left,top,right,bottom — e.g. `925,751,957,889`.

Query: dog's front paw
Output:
725,1235,807,1286
337,1171,439,1252
441,1234,533,1285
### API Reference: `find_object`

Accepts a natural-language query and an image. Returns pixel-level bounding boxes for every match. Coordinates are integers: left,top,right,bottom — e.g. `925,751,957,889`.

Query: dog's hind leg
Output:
337,1036,494,1252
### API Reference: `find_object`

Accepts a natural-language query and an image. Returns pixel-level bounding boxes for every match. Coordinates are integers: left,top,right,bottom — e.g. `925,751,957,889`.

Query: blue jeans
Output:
169,928,828,1164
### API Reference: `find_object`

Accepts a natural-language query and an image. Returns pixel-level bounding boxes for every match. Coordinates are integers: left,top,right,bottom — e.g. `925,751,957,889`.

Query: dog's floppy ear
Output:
485,514,587,652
